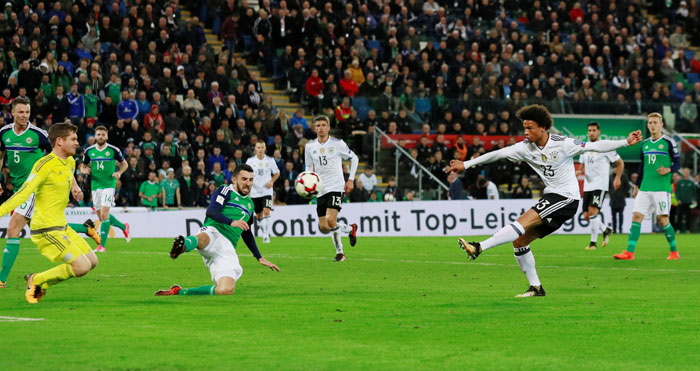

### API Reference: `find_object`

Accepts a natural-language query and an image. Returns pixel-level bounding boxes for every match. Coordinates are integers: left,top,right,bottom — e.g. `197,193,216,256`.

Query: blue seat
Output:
356,105,370,121
685,50,696,61
686,73,699,85
352,96,368,110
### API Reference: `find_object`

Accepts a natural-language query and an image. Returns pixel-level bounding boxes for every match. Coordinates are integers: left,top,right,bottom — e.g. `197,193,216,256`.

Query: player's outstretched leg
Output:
96,217,111,252
457,239,482,260
330,226,345,261
586,214,601,250
154,284,182,296
170,235,199,259
457,221,524,260
70,219,102,245
0,238,20,288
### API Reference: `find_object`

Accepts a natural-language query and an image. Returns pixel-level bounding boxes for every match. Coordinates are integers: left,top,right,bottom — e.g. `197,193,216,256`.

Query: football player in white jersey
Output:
304,115,359,261
246,142,280,243
577,122,623,250
446,105,642,297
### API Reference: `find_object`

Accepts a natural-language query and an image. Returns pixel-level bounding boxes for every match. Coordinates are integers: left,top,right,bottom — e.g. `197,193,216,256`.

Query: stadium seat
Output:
415,97,431,115
685,50,696,61
686,73,699,85
352,97,368,110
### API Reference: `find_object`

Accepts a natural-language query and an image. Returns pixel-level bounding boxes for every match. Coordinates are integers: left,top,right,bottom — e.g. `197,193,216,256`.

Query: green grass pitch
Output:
1,233,699,370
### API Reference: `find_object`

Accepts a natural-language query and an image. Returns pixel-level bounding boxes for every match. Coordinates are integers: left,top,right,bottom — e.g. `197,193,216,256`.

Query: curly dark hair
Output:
516,104,553,130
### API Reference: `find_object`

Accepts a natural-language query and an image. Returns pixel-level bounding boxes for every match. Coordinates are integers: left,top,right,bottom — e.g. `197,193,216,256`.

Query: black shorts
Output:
252,196,273,214
582,190,607,210
317,192,343,217
531,193,580,238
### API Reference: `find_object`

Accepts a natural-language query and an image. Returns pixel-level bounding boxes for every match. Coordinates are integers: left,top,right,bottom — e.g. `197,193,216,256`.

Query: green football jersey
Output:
638,136,680,193
83,144,124,190
203,184,254,248
0,123,51,188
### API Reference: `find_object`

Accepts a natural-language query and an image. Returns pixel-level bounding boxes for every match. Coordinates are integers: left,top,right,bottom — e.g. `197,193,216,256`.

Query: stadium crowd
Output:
0,0,697,230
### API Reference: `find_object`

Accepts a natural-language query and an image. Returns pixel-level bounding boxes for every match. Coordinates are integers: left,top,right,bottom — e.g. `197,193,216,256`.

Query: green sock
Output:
109,214,126,231
179,285,216,295
0,238,20,282
100,220,111,247
184,236,198,252
69,223,88,234
663,224,677,252
626,222,642,253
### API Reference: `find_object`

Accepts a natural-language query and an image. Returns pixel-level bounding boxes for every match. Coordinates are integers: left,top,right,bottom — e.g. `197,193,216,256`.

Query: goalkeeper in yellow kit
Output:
0,123,98,303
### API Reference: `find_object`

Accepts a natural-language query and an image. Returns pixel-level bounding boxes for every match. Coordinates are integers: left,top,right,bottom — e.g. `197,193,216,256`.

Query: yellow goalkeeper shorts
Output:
31,226,92,264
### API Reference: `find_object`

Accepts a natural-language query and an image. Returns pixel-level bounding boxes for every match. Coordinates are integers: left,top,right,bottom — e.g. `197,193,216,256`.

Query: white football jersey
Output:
579,149,620,192
304,137,356,196
500,134,588,200
246,155,280,198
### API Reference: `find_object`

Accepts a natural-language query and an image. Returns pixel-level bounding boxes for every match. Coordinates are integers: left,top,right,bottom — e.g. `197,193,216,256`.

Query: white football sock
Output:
331,226,343,254
262,216,271,238
514,246,541,287
590,214,600,243
337,222,353,234
481,222,525,251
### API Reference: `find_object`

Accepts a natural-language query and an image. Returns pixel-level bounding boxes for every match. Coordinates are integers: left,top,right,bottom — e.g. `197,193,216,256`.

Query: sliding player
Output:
446,105,642,297
155,164,279,296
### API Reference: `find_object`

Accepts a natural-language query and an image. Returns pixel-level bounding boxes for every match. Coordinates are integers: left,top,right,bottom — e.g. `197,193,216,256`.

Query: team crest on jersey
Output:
329,148,334,154
659,144,663,149
320,148,325,154
106,151,110,156
26,137,32,144
258,162,263,167
550,151,559,161
541,154,547,162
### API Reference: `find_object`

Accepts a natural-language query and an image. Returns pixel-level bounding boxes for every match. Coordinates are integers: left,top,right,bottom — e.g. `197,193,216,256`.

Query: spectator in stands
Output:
305,68,324,115
448,172,464,200
349,179,370,203
384,176,404,202
358,165,377,192
340,69,359,97
512,177,533,199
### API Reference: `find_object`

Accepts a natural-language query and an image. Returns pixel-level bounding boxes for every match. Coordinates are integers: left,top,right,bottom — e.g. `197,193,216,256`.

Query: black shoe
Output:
602,227,613,247
83,219,96,229
458,238,481,260
515,285,546,298
348,223,358,247
170,236,186,259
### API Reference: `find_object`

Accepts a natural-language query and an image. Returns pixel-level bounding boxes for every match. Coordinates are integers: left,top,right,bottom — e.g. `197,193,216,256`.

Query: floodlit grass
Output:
1,233,698,370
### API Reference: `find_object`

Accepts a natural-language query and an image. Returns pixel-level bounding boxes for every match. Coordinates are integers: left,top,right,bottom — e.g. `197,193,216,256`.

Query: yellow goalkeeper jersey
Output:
0,153,74,231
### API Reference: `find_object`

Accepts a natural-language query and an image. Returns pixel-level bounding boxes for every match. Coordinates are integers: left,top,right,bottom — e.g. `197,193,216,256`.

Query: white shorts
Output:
633,191,671,216
197,226,243,283
14,193,35,219
92,188,115,209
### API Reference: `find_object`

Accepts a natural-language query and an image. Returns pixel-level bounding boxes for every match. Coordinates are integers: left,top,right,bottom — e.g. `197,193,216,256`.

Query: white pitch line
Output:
0,316,44,322
109,250,700,274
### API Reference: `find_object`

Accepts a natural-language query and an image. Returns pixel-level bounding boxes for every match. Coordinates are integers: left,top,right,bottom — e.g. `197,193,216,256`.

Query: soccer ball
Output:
295,171,323,199
384,193,395,202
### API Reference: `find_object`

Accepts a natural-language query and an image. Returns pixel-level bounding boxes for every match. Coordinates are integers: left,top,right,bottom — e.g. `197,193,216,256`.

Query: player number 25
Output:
540,165,554,177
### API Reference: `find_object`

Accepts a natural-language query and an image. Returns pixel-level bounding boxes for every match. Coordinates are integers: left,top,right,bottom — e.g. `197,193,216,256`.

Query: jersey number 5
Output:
12,151,20,163
319,156,328,166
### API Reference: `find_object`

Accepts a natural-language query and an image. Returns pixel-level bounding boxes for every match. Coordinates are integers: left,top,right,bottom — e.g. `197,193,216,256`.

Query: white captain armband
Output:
216,195,225,205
